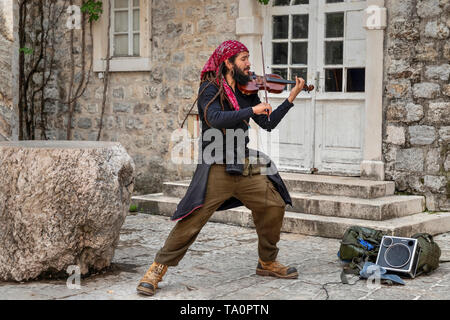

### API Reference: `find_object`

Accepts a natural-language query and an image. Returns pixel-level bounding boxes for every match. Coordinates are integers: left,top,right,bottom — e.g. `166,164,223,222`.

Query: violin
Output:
238,72,315,95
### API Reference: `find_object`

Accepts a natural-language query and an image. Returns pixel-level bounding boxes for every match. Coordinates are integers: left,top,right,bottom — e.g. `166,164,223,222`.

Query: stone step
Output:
289,192,424,221
280,172,395,199
162,181,423,221
131,193,450,239
162,173,396,199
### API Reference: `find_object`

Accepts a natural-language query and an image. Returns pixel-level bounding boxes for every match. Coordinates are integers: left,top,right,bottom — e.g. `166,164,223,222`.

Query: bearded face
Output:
232,63,251,86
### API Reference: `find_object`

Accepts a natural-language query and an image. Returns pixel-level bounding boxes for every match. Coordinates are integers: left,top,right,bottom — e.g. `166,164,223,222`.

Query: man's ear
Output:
224,59,233,71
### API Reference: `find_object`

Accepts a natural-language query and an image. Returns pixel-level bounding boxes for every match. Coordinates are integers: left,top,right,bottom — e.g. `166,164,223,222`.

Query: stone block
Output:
445,154,450,171
412,82,440,99
427,102,450,124
395,148,424,171
133,103,150,115
386,103,406,122
386,80,411,99
424,175,447,193
439,126,450,141
405,103,424,122
414,42,439,62
113,102,131,113
125,117,144,130
386,125,405,145
417,0,442,18
443,84,450,96
425,148,441,174
409,125,436,145
86,104,98,114
389,0,416,18
112,87,124,99
425,64,450,81
444,42,450,60
425,20,450,39
77,117,92,129
0,141,135,281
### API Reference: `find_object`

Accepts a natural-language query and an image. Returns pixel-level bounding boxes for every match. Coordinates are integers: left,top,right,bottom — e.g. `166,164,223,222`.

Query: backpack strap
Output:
340,256,366,284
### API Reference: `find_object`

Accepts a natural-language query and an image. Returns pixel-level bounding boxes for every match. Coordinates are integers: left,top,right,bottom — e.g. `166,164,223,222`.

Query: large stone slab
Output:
0,141,135,281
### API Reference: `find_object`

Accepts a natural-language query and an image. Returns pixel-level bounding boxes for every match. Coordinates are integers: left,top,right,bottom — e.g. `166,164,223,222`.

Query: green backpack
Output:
338,226,386,263
411,233,441,275
338,226,386,283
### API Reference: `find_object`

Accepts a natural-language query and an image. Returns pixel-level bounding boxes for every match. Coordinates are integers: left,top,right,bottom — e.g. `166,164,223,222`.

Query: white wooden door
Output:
260,0,366,176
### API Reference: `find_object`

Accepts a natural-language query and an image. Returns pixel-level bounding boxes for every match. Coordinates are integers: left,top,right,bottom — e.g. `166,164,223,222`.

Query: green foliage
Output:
19,47,33,55
257,0,270,4
129,204,138,212
81,0,103,22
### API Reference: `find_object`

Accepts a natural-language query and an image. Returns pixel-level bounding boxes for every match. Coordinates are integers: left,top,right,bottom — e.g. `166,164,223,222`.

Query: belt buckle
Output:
242,157,250,176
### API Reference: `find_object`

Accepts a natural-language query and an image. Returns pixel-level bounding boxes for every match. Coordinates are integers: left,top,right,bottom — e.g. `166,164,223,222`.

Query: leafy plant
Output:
81,0,103,22
19,47,33,55
257,0,270,4
129,204,138,212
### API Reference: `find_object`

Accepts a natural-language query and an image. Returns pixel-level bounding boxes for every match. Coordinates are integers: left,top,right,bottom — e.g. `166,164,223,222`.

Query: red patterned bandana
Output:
200,40,249,111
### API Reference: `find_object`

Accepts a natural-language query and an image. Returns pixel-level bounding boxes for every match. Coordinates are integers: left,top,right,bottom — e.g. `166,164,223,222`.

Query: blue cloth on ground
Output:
359,262,405,285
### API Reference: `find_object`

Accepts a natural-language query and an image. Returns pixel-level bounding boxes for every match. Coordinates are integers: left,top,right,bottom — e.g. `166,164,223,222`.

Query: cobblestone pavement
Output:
1,213,450,300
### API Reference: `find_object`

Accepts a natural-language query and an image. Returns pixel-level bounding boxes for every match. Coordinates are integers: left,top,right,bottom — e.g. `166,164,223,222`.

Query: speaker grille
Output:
384,243,411,268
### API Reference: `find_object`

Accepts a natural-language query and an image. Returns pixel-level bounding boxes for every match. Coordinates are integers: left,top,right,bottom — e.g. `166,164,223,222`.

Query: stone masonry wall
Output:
38,0,239,195
384,0,450,211
0,0,14,141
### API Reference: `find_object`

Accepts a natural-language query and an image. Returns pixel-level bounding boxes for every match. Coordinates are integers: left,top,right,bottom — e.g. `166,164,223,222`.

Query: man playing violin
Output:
137,40,306,296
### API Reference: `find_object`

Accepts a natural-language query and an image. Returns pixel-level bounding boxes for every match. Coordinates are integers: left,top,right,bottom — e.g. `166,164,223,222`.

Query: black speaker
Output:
375,236,421,278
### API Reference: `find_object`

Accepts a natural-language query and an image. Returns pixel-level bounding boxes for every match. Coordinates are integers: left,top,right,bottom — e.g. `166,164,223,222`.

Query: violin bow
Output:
260,40,270,122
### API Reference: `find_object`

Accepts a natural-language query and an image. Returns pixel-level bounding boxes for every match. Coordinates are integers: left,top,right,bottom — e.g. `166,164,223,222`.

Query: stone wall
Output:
39,0,239,195
0,0,14,141
384,0,450,211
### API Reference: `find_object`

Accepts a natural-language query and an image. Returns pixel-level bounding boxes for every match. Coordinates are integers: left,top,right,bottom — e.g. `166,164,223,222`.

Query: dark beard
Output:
233,64,251,86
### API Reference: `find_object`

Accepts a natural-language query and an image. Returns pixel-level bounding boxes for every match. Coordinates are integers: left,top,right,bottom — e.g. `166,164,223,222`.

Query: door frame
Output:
236,0,387,180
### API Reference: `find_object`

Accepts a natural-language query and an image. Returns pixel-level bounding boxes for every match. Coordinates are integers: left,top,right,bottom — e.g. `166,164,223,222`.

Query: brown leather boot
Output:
256,259,298,279
136,262,168,296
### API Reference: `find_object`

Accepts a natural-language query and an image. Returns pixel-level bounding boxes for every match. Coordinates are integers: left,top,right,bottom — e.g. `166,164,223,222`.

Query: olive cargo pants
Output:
155,164,286,266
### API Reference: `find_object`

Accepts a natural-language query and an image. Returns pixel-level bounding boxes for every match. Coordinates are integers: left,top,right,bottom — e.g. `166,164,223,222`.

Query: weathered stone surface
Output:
445,154,450,171
443,84,450,96
386,125,405,145
386,103,406,122
405,103,424,122
427,102,450,124
424,20,450,39
412,83,440,99
414,42,439,62
424,175,447,193
425,64,450,81
417,0,443,18
439,126,450,141
0,141,135,281
395,148,424,171
425,148,441,173
409,125,436,145
386,80,412,99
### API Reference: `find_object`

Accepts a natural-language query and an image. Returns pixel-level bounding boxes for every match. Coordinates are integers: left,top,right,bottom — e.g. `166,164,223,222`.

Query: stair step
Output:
131,193,450,239
289,192,424,221
162,181,423,221
162,174,396,199
280,172,395,199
